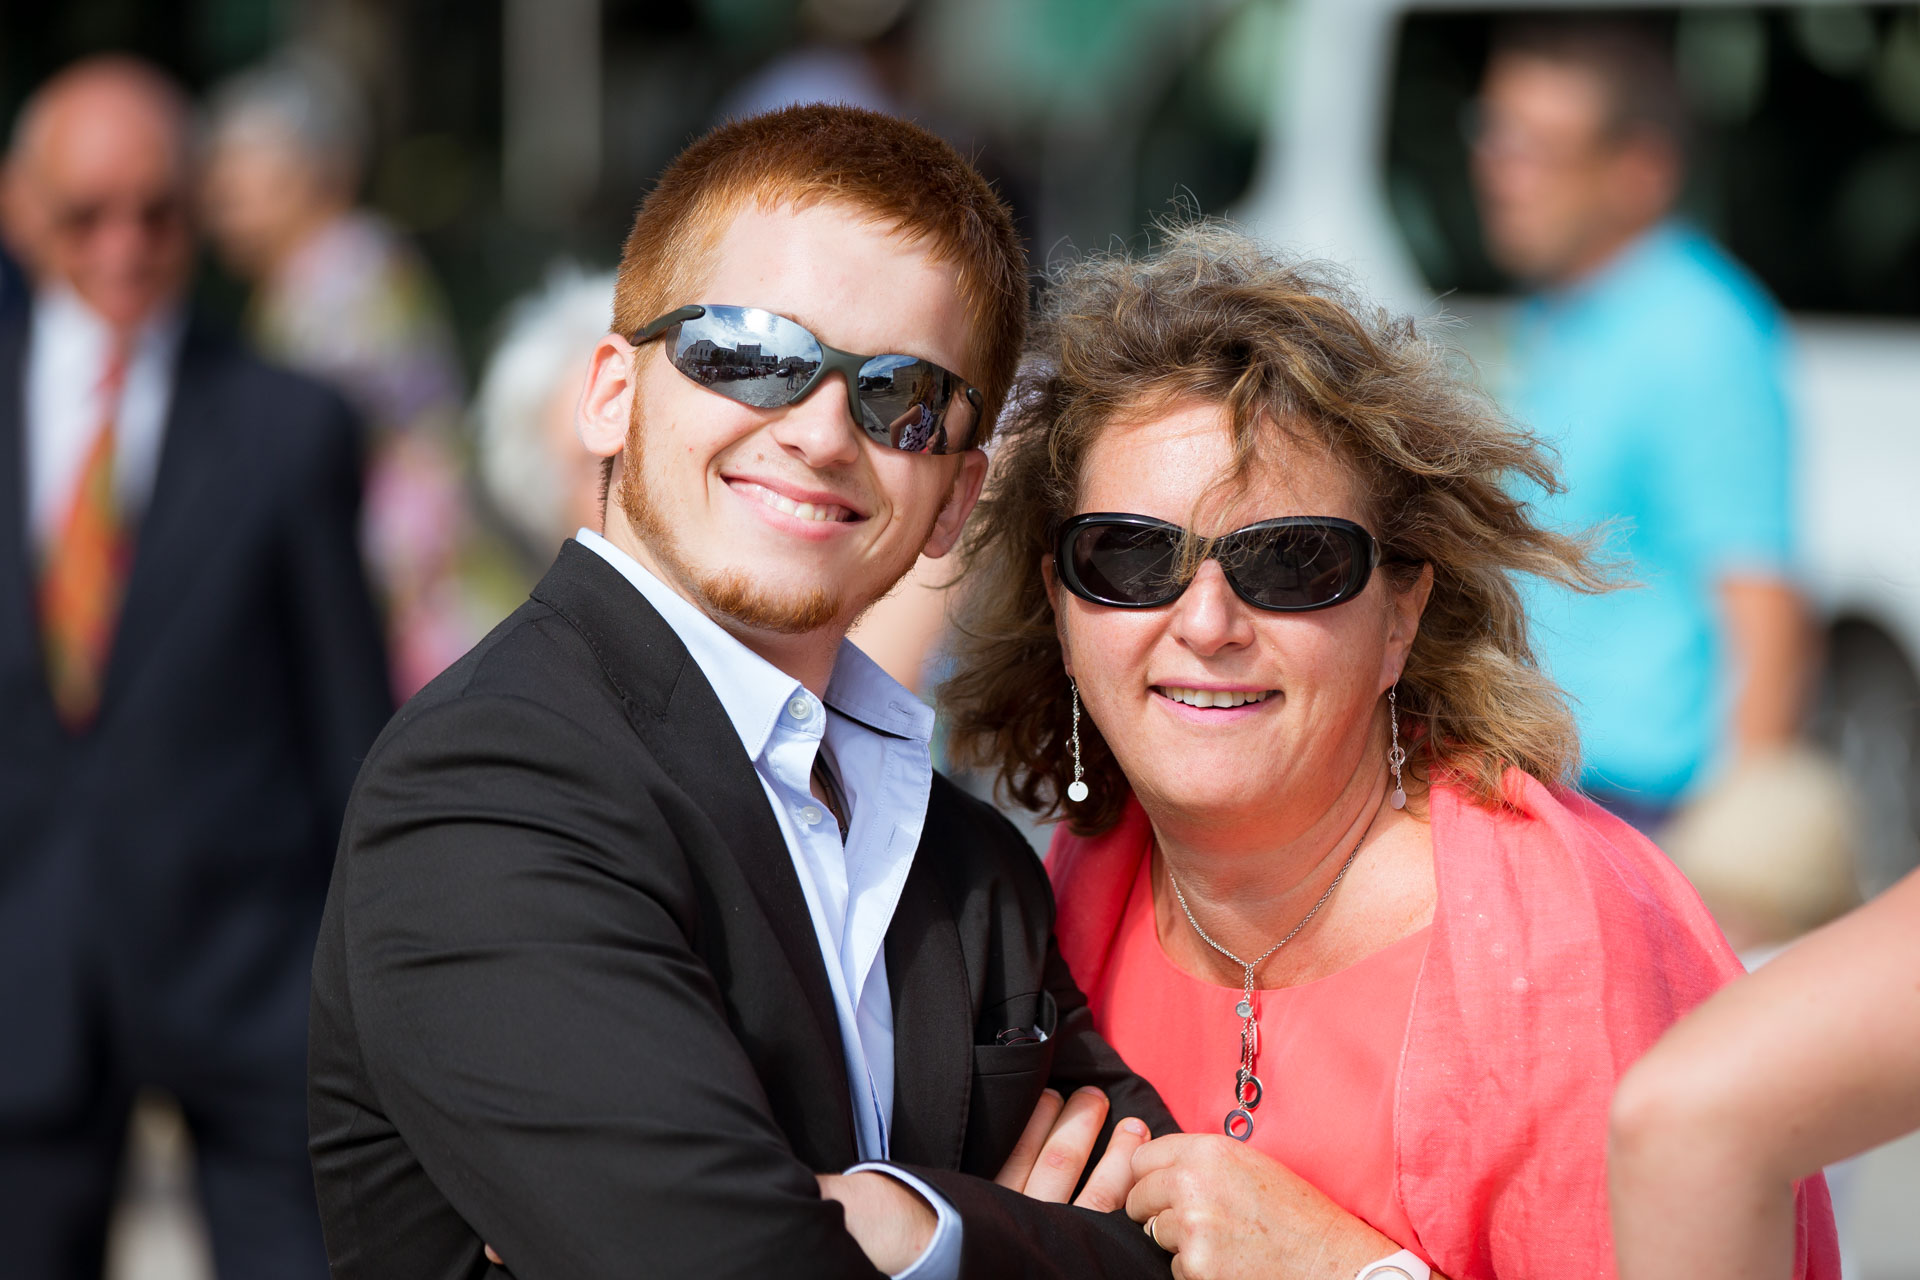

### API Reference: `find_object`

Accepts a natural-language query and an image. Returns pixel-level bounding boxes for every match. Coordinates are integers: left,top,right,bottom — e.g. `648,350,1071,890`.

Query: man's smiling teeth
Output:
1157,687,1272,709
735,481,853,523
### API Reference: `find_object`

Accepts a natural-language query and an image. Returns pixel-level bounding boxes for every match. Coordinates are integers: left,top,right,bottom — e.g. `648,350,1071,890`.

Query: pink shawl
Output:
1047,770,1839,1279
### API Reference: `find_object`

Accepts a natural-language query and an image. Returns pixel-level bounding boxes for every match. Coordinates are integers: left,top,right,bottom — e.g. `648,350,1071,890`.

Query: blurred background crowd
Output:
0,0,1915,1277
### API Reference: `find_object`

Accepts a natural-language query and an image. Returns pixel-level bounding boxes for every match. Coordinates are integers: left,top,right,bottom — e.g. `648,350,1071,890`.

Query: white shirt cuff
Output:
845,1162,963,1280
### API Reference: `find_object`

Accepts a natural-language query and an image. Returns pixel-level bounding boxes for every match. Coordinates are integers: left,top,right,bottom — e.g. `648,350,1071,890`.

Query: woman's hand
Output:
1126,1134,1426,1280
995,1086,1153,1211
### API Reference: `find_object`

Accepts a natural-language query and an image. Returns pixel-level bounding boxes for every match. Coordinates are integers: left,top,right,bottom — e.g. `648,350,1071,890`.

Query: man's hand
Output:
995,1086,1153,1211
817,1170,938,1275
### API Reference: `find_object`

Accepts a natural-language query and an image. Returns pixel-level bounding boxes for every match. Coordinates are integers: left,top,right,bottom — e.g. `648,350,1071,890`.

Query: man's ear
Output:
578,334,639,461
919,447,989,560
1612,130,1682,231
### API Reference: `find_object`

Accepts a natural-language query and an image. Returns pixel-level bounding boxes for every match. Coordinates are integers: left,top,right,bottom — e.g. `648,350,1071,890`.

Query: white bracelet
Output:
1354,1248,1430,1280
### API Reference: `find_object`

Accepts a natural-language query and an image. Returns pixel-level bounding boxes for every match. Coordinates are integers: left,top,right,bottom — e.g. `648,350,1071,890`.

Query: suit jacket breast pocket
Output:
963,990,1058,1169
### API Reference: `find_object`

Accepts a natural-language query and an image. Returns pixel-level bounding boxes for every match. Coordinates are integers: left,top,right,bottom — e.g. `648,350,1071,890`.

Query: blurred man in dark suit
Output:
0,56,391,1280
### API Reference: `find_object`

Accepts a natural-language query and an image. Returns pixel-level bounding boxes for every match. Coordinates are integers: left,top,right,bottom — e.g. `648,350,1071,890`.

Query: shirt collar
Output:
574,528,933,756
34,283,185,371
823,635,935,744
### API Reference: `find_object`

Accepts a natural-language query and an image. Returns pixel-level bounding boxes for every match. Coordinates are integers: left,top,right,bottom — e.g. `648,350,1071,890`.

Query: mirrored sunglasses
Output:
633,304,983,455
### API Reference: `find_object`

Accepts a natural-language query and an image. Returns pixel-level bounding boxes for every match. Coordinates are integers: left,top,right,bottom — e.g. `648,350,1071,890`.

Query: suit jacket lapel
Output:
884,833,972,1170
531,542,856,1152
104,322,224,709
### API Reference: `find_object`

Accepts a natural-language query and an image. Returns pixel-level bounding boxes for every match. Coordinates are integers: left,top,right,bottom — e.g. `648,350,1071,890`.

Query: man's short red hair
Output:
611,104,1028,442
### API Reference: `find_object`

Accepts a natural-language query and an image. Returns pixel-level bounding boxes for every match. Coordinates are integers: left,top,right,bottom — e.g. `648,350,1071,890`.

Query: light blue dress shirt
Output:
578,529,962,1279
1508,222,1794,805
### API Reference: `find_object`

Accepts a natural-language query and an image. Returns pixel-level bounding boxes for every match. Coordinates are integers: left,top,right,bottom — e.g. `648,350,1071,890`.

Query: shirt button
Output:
787,697,812,721
799,805,824,826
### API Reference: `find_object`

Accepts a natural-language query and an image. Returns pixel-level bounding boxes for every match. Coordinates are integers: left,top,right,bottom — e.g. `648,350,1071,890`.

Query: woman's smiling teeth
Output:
1155,686,1273,709
733,480,855,523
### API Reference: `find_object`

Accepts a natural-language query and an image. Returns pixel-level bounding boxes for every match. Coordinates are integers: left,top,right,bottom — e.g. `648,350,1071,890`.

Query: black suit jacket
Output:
0,303,391,1118
310,541,1177,1279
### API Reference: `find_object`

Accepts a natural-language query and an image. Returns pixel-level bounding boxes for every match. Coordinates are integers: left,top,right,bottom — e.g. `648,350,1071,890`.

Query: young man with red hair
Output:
309,105,1174,1278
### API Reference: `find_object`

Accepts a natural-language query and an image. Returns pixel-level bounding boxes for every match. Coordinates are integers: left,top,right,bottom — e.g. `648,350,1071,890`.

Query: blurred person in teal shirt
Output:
1472,18,1811,828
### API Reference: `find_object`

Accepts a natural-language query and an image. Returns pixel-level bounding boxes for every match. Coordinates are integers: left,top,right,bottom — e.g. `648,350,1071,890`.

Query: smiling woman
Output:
944,225,1601,834
940,224,1840,1280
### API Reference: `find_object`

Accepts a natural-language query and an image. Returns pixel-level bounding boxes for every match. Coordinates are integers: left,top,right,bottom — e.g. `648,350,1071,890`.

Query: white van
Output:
1179,0,1920,893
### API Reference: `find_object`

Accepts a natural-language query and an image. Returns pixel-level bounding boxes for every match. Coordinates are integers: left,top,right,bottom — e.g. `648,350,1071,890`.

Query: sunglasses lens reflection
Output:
1227,524,1363,608
669,306,822,410
1070,523,1183,606
855,355,968,454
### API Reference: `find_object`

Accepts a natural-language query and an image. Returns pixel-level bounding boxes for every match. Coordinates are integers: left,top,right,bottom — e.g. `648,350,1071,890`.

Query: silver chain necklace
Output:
1166,834,1364,1142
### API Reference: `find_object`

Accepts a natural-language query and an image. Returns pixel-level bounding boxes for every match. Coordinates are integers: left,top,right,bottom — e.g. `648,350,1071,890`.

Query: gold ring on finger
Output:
1146,1215,1166,1250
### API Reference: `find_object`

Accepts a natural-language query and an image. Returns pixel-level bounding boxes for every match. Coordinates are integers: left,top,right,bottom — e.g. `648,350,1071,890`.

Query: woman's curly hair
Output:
939,224,1610,835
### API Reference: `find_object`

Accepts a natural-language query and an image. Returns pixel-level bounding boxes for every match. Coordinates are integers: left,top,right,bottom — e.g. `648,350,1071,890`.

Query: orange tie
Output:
40,340,133,730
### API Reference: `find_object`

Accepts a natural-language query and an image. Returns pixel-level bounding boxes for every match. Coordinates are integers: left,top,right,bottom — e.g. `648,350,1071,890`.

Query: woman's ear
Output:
1042,554,1073,676
578,334,639,460
1384,562,1434,688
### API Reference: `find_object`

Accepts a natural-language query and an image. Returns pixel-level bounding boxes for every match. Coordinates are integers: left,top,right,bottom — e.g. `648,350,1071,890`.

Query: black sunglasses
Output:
633,304,983,455
1055,512,1383,612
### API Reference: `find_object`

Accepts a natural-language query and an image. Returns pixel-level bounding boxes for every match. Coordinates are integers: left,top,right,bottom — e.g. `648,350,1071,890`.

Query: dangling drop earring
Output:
1066,678,1088,804
1388,684,1407,810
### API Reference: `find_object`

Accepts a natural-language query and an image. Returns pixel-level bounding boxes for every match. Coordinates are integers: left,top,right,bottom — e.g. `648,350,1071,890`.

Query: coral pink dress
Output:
1048,772,1840,1280
1093,849,1429,1255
